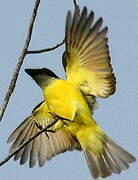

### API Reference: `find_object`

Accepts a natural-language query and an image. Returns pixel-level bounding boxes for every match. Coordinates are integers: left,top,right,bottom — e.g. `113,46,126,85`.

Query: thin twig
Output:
73,0,78,8
0,0,41,122
27,39,65,54
0,119,58,166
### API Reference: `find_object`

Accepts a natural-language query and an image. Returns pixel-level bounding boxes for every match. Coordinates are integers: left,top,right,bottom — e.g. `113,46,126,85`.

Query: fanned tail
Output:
84,135,136,179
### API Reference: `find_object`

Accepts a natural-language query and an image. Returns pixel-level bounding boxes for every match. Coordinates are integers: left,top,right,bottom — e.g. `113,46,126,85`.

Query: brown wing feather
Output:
7,102,81,167
63,6,116,99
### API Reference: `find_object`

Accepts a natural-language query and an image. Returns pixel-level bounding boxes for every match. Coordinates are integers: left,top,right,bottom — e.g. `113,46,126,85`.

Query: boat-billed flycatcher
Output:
7,6,136,179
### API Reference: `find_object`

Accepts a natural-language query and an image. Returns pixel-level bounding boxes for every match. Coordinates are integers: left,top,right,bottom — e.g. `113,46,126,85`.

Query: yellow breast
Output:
43,79,90,118
42,79,95,136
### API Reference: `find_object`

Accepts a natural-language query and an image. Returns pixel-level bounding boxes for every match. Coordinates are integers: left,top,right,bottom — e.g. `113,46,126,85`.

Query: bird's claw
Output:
48,112,73,127
34,121,55,139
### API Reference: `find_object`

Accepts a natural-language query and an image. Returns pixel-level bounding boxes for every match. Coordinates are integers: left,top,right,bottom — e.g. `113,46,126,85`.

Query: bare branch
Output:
0,0,41,122
27,39,65,54
0,119,58,166
73,0,78,8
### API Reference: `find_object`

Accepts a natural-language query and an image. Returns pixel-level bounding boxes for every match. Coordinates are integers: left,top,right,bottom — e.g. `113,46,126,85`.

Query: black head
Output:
25,68,58,78
25,68,58,88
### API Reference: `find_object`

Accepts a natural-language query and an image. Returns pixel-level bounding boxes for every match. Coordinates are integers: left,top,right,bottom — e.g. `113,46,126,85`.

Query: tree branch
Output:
27,39,65,54
0,0,41,122
73,0,78,8
0,119,58,166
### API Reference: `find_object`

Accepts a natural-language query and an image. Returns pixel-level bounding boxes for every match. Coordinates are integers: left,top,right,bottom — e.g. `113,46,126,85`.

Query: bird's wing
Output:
62,7,116,99
7,101,81,168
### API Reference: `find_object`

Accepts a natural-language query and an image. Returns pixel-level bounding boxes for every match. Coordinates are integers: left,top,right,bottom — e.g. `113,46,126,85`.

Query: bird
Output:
7,6,136,179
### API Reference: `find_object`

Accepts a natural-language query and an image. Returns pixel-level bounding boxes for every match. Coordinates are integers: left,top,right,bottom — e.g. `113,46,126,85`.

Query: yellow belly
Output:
42,79,104,154
43,79,91,120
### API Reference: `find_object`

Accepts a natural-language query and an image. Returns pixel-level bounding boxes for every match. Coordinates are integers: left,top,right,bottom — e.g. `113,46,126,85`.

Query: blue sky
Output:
0,0,138,180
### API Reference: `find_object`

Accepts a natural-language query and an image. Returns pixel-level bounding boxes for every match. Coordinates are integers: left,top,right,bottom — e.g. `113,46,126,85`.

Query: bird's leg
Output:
49,112,73,127
34,121,55,139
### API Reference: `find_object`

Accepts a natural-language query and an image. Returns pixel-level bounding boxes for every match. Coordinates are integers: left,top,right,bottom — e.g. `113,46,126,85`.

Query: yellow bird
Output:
7,7,136,179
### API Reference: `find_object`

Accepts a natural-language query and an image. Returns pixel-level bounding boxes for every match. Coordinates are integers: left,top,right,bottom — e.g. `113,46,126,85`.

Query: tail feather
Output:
106,136,135,163
98,153,112,177
84,136,136,179
85,150,113,179
103,148,121,174
84,150,100,179
105,142,129,170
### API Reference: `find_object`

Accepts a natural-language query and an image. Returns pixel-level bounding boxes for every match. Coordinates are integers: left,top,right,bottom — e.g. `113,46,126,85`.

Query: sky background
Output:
0,0,138,180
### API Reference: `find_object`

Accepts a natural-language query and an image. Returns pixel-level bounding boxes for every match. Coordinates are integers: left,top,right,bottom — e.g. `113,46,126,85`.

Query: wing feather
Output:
20,125,35,165
7,101,81,167
63,7,116,99
29,128,40,168
38,132,47,167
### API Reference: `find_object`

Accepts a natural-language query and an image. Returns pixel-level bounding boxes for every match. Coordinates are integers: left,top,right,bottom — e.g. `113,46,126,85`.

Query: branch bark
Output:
27,39,65,54
0,0,41,122
0,119,58,166
73,0,78,8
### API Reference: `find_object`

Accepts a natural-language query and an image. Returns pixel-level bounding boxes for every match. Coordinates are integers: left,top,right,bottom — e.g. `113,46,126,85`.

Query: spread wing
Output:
7,101,81,168
62,7,116,98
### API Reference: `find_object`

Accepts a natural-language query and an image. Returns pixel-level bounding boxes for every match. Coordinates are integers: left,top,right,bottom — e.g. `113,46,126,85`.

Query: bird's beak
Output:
25,69,38,78
25,68,51,89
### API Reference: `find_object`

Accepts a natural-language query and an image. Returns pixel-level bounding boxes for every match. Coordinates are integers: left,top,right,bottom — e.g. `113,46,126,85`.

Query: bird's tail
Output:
77,126,136,179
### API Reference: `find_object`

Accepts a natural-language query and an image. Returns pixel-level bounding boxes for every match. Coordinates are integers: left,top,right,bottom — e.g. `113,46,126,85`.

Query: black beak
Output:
25,68,58,88
25,68,58,78
25,69,41,77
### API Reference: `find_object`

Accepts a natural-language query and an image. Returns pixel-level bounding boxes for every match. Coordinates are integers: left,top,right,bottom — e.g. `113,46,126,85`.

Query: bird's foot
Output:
49,112,73,127
34,121,55,139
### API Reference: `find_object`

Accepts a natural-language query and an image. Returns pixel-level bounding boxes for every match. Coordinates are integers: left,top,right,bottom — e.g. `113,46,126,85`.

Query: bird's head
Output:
25,68,58,89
